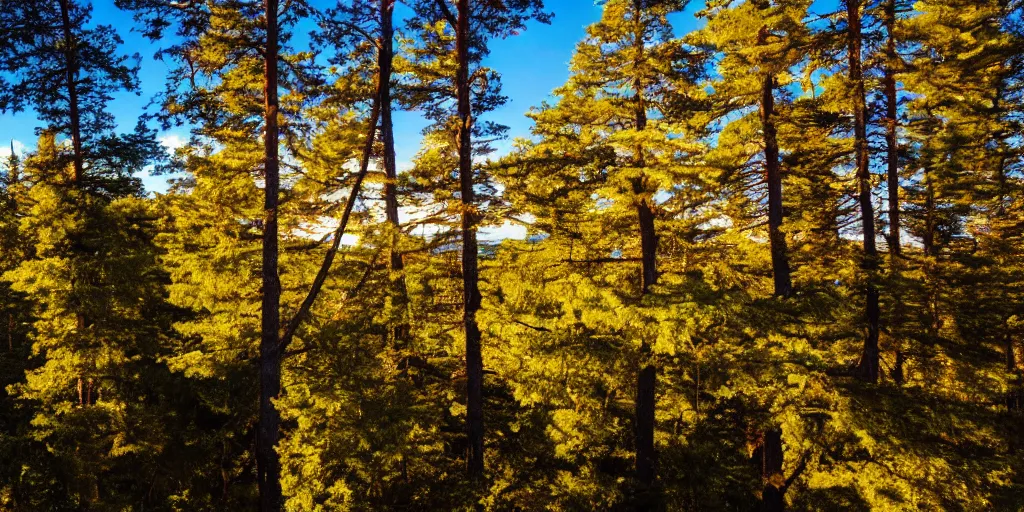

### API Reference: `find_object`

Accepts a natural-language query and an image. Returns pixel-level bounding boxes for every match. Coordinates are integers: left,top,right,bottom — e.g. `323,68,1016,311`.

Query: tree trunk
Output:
380,0,409,346
455,0,485,479
60,0,91,411
759,428,785,512
848,0,880,383
635,195,657,501
631,4,658,503
1008,334,1021,411
883,0,900,259
921,162,942,341
759,70,792,298
257,0,283,509
883,0,906,386
58,0,84,183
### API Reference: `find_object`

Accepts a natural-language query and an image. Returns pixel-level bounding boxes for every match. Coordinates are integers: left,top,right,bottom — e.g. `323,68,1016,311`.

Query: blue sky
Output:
0,0,714,193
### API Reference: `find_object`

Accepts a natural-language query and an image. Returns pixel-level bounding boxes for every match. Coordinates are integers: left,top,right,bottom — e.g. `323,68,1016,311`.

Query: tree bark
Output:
633,115,658,507
759,70,792,298
60,0,91,408
257,0,283,509
848,0,880,383
759,428,784,512
58,0,84,183
631,3,657,503
455,0,485,479
756,24,792,299
380,0,409,346
883,0,905,385
883,0,900,259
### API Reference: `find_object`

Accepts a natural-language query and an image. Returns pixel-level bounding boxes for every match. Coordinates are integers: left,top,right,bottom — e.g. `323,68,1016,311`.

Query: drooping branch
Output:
513,319,552,332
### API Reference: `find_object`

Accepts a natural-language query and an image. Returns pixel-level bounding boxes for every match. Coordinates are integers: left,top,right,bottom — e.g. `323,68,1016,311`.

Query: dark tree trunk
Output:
58,0,84,183
759,428,785,512
630,5,658,503
635,193,657,503
1009,334,1021,411
633,157,658,505
379,0,409,346
759,70,792,299
883,0,900,259
455,0,485,479
1008,334,1017,373
925,191,942,339
60,0,90,404
279,93,381,353
257,0,283,509
848,0,880,383
883,0,906,385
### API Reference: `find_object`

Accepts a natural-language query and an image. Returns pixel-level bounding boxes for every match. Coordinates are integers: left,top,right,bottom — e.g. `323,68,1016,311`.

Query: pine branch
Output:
279,81,382,355
432,0,458,28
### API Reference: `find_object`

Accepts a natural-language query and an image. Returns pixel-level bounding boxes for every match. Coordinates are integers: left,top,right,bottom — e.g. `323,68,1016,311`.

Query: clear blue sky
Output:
0,0,714,193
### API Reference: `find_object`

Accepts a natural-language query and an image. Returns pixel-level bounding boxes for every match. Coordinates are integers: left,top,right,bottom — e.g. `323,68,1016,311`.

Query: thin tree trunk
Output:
58,0,84,183
759,69,792,298
380,0,409,346
883,0,904,384
257,0,283,508
279,91,382,353
1006,333,1016,373
634,197,657,494
455,0,485,479
848,0,880,383
756,24,792,299
884,0,900,258
922,167,941,339
631,3,657,502
60,0,91,416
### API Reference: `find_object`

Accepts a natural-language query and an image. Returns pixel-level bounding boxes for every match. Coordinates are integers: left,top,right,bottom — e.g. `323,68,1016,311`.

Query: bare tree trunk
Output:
455,0,485,480
257,0,283,508
60,0,92,420
848,0,880,383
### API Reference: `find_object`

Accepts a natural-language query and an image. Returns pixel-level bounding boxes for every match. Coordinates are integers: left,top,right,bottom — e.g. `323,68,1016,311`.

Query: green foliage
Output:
1,0,1023,509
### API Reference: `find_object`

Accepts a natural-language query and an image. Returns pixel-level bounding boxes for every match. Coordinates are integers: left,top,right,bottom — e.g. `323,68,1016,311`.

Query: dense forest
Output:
0,0,1022,510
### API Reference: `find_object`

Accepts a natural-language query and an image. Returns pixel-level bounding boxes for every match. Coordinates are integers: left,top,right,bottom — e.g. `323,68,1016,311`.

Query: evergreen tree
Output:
404,0,549,486
116,1,319,507
497,0,709,505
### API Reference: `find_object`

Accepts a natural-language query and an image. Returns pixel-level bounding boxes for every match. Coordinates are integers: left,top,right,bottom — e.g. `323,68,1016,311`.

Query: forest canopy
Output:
0,0,1022,510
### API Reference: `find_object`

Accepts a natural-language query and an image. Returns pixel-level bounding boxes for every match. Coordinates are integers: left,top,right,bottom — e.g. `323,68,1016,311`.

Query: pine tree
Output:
115,1,320,507
497,1,709,505
694,0,812,300
692,1,813,508
404,0,549,484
